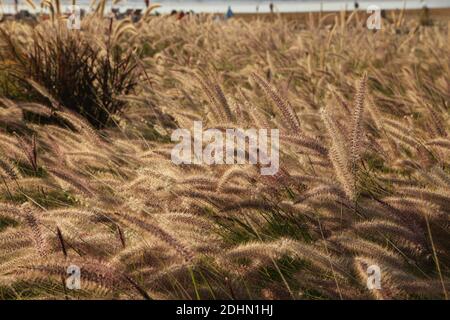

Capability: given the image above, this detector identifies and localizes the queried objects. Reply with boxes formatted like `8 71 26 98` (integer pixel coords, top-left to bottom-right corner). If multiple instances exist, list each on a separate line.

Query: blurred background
1 0 450 14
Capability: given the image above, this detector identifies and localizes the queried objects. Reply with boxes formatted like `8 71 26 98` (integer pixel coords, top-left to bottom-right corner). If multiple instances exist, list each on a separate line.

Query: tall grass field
0 1 448 300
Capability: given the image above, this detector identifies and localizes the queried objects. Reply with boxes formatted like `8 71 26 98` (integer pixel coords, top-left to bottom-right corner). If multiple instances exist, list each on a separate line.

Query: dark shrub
0 19 138 129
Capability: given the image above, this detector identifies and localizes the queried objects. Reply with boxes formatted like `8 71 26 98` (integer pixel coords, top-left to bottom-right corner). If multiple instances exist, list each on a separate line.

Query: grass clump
0 18 138 128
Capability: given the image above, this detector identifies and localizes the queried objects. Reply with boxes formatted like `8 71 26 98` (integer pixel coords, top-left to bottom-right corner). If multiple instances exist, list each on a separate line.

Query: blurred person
177 10 185 20
269 2 274 13
225 5 233 19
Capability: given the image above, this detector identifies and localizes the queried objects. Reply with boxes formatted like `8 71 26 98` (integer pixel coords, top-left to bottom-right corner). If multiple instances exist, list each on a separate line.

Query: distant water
2 0 450 14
